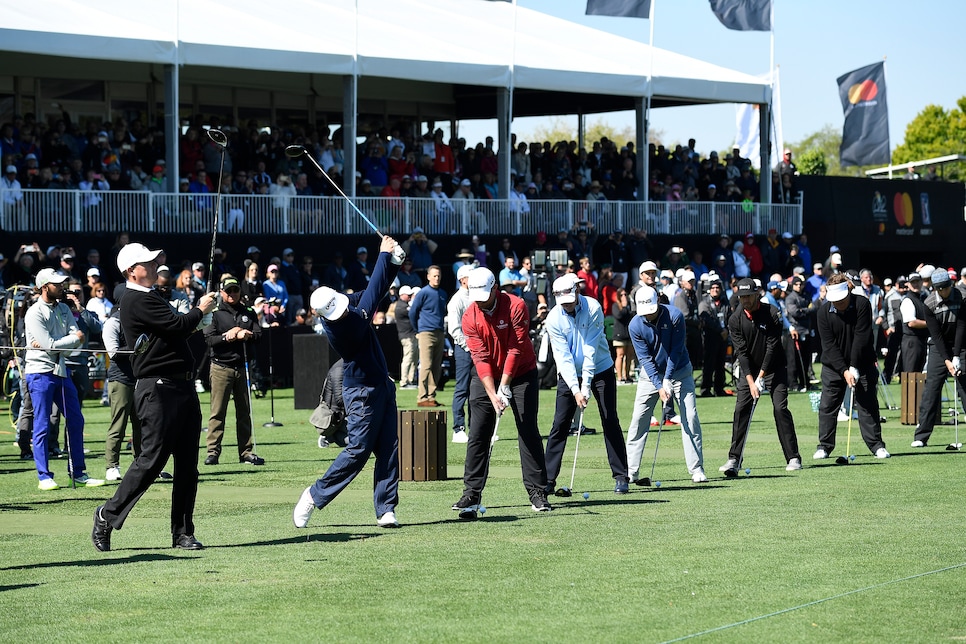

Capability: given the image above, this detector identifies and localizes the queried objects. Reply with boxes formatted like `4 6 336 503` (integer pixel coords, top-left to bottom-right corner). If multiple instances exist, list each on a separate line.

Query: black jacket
728 301 785 377
204 300 261 369
120 286 205 378
816 295 876 377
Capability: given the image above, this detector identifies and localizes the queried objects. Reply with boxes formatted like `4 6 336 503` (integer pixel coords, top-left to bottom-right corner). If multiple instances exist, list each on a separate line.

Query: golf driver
725 395 758 478
794 339 808 392
558 406 586 497
243 344 259 457
836 386 856 465
637 402 665 487
284 144 384 238
948 375 962 450
205 128 228 293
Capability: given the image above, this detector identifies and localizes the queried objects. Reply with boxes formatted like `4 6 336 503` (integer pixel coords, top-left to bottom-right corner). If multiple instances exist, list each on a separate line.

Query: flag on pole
586 0 651 19
709 0 771 31
837 61 890 167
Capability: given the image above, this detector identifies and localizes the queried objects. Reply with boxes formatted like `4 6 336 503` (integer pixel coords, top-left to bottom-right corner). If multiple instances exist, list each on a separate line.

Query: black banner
708 0 771 31
838 61 890 167
586 0 651 19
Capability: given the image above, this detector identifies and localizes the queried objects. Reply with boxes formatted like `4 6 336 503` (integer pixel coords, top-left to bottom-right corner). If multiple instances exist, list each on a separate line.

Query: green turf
1 379 965 642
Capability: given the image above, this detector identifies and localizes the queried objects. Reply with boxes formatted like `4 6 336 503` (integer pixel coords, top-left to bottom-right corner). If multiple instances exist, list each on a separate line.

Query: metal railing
0 189 802 237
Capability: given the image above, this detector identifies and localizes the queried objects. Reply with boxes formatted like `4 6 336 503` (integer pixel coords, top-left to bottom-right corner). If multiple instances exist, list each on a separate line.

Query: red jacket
743 241 764 275
433 142 455 175
462 292 536 382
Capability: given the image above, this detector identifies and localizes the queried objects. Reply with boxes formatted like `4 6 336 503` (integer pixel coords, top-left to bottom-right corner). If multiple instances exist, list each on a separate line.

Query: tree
893 97 966 181
519 116 663 149
788 124 877 177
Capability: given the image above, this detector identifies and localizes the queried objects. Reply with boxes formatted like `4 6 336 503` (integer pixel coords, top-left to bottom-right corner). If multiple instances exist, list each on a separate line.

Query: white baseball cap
35 268 69 288
310 286 350 321
467 267 496 302
680 270 696 283
552 274 578 304
87 267 100 277
116 243 162 273
635 285 659 315
399 285 413 296
826 281 850 302
920 264 936 279
639 260 658 275
456 264 474 281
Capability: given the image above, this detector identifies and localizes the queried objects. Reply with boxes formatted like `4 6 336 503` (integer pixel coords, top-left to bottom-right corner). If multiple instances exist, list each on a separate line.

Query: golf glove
662 379 674 395
497 384 512 408
848 367 860 381
391 245 406 265
580 385 591 401
754 376 765 392
953 357 961 371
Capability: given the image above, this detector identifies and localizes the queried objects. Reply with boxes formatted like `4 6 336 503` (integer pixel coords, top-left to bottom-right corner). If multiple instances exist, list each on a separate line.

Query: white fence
0 189 802 237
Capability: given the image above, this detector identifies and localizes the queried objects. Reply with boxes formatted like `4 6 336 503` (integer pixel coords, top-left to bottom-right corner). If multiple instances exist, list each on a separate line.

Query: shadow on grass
0 552 186 571
0 496 109 510
0 467 38 475
0 583 43 593
209 533 379 547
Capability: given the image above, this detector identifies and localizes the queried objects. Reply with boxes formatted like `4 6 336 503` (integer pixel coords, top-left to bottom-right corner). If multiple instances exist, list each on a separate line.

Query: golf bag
310 358 348 447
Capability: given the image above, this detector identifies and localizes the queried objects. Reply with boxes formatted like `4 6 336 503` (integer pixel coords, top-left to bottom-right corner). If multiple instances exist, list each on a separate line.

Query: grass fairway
1 380 965 642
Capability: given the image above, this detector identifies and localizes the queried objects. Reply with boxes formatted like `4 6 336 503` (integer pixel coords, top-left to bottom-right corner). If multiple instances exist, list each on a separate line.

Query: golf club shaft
738 395 759 469
0 345 134 354
845 384 855 457
487 412 501 470
955 374 959 447
569 406 585 491
286 145 383 238
648 399 665 482
244 344 258 454
794 339 808 390
206 128 228 293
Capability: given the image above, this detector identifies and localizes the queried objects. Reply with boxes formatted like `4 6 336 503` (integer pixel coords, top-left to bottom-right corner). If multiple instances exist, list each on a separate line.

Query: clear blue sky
460 0 966 157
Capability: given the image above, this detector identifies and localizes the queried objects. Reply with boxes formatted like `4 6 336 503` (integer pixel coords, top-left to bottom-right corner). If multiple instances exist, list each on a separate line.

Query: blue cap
767 280 780 290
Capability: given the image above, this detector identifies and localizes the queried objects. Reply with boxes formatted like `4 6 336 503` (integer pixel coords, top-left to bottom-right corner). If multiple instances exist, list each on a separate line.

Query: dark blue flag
586 0 651 19
709 0 771 31
838 61 890 167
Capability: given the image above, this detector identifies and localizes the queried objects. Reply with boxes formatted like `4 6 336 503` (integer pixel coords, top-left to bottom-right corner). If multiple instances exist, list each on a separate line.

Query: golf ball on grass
655 481 662 488
849 455 855 461
582 492 590 500
479 505 486 514
744 468 751 475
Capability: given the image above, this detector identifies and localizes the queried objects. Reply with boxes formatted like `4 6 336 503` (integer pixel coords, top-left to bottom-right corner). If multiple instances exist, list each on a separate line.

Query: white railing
0 189 802 237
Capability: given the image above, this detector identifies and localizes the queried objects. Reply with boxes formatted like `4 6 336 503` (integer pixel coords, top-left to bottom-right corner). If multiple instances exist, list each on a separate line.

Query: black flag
586 0 651 19
708 0 771 31
837 62 890 167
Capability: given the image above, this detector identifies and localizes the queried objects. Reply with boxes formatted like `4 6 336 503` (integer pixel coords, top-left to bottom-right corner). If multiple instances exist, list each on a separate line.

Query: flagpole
882 55 891 174
642 0 655 203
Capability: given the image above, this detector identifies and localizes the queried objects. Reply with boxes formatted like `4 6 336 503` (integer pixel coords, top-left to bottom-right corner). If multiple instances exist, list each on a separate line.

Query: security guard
203 275 264 466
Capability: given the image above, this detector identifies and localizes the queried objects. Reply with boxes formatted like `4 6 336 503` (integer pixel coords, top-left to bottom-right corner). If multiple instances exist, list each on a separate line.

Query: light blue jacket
629 304 691 389
545 295 613 394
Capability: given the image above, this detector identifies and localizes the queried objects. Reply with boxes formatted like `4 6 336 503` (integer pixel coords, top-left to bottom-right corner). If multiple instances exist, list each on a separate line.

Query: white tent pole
642 0 656 202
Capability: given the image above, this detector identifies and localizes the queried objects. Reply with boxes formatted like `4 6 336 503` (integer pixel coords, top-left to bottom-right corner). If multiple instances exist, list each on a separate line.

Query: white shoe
73 474 106 487
670 414 682 424
195 379 205 393
492 434 500 442
875 448 891 459
106 467 122 482
813 448 828 460
452 430 468 444
38 478 59 491
837 411 849 422
910 440 925 448
293 487 316 528
718 458 737 472
377 511 400 528
691 468 708 483
786 457 802 471
649 417 660 427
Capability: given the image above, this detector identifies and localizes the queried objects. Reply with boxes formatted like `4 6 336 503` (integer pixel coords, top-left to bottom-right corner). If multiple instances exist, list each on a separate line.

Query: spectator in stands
395 256 421 289
345 246 372 293
299 255 321 300
401 228 438 275
86 282 113 322
2 165 24 214
742 233 764 277
615 157 638 201
576 256 598 300
509 179 530 215
322 252 346 292
586 179 606 203
413 174 431 198
761 228 781 276
262 264 289 315
432 129 455 188
278 248 303 323
241 261 263 306
570 225 597 265
430 179 455 232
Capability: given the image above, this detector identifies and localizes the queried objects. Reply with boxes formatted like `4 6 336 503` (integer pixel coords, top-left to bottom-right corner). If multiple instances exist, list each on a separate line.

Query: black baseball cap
735 278 758 296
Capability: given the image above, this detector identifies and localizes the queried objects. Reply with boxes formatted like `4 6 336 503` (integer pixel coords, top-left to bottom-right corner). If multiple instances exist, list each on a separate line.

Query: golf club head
946 443 962 451
284 144 307 159
458 508 479 521
723 468 738 478
206 128 228 147
555 487 573 498
635 477 651 487
835 456 849 465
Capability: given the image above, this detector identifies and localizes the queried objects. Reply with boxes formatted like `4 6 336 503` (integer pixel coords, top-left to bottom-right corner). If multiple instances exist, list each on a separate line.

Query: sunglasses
224 286 241 293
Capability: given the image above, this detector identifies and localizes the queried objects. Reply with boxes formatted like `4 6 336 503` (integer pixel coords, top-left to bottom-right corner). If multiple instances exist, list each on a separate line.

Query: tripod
262 327 283 428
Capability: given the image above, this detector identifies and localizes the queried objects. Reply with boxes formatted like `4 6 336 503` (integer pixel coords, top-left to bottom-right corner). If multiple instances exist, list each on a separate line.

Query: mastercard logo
894 192 913 227
848 80 879 104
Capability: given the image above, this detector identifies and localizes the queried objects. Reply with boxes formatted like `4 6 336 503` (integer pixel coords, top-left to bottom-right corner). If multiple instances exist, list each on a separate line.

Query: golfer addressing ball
625 285 708 484
814 274 891 460
543 273 630 495
451 267 552 515
294 235 406 529
721 278 802 474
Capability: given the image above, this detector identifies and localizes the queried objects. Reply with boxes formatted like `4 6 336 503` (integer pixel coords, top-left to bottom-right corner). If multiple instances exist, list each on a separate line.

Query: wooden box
900 372 927 425
397 409 447 481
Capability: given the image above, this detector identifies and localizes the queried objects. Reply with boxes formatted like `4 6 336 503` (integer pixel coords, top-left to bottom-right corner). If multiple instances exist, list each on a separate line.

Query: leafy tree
520 116 663 149
788 124 876 177
796 149 827 175
893 97 966 181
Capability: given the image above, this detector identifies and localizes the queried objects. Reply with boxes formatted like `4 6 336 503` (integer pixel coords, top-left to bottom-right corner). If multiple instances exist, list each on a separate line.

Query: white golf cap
399 285 413 296
830 253 842 266
680 270 696 283
635 285 659 315
456 264 474 281
87 267 100 277
660 269 675 280
35 268 69 288
552 274 578 304
116 243 162 273
310 286 350 321
920 264 936 279
639 260 658 274
826 281 850 302
467 267 496 302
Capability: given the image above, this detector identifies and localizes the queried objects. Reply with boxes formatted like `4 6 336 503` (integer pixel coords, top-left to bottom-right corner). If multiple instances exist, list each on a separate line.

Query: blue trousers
451 345 472 429
309 380 399 518
27 372 86 480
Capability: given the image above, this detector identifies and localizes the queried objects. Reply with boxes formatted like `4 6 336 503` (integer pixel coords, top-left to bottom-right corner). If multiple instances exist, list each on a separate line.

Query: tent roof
0 0 770 119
